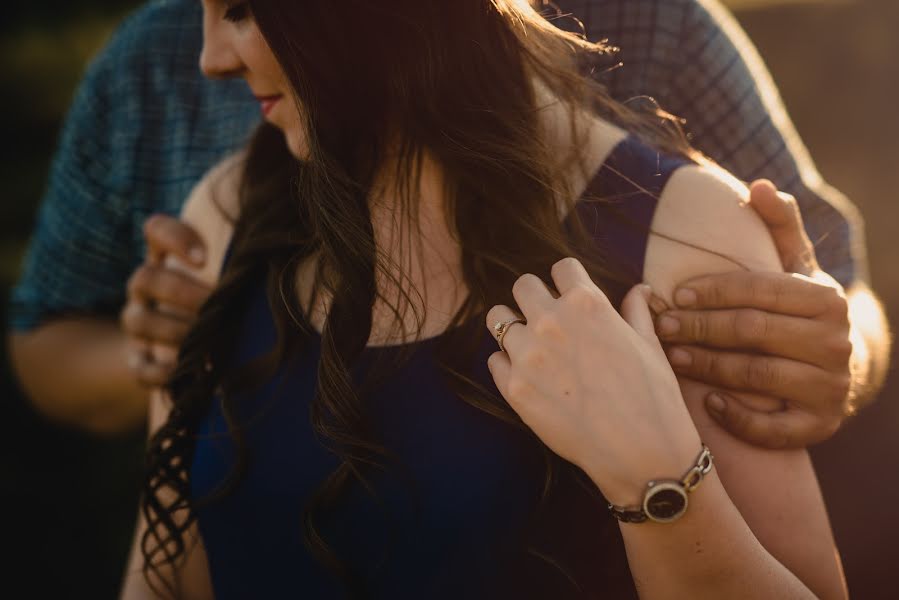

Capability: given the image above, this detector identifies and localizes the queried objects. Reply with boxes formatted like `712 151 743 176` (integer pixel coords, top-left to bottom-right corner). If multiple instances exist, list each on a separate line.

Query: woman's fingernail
674 288 697 307
707 393 726 413
657 315 680 336
668 347 692 367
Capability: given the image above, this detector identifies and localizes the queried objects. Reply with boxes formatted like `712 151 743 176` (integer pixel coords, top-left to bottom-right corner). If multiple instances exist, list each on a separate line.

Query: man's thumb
747 179 817 274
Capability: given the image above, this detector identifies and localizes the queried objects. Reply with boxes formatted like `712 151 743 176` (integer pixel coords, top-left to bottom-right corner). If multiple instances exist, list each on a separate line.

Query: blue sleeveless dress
191 135 690 599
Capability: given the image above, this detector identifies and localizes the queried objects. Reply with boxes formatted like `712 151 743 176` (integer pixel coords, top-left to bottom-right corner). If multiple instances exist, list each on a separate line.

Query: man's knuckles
120 301 146 333
732 309 769 344
121 303 191 344
825 334 853 367
127 263 209 308
743 355 783 391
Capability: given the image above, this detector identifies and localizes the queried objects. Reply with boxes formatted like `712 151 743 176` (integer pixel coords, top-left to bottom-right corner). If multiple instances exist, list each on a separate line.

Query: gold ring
493 317 526 352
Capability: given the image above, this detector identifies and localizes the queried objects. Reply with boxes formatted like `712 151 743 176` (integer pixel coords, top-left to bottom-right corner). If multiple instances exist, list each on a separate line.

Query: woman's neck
301 80 628 345
371 79 627 232
368 77 628 269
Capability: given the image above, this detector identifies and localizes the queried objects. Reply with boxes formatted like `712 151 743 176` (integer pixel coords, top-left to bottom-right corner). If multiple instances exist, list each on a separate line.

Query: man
9 0 889 445
6 0 890 595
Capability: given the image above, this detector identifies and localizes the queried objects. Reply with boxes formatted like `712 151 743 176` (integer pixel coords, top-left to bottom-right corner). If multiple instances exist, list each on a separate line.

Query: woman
122 0 846 598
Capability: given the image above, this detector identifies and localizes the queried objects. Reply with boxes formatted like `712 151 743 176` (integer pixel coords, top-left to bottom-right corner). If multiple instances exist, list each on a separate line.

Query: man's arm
7 27 147 433
11 220 222 438
8 213 212 434
663 0 865 286
6 0 253 434
9 321 148 433
653 182 891 447
566 0 889 445
668 0 891 411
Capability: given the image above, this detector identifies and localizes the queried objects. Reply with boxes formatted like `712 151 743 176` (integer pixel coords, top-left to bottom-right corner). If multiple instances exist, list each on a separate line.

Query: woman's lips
255 94 282 116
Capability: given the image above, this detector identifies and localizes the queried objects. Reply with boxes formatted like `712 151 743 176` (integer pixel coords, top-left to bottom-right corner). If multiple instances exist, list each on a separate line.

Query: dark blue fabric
191 135 689 599
574 133 690 287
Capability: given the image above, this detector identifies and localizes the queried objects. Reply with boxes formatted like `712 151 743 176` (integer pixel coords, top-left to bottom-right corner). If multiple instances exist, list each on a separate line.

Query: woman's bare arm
618 164 848 599
119 390 214 600
119 155 242 599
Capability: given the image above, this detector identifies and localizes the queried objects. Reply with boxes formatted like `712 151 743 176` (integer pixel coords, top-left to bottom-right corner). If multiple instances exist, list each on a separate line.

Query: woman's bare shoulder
181 151 245 228
643 163 783 306
177 152 246 285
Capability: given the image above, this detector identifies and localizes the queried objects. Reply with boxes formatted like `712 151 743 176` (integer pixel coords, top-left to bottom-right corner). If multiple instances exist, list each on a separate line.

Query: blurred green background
1 0 896 597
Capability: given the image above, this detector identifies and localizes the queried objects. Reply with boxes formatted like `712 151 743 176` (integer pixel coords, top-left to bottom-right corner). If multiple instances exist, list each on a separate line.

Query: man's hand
653 180 856 448
120 214 212 387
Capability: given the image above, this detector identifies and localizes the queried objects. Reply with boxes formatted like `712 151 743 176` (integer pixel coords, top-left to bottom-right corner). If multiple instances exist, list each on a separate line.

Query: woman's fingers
487 350 512 399
485 304 529 359
550 257 597 296
620 284 662 349
485 304 529 403
512 273 556 321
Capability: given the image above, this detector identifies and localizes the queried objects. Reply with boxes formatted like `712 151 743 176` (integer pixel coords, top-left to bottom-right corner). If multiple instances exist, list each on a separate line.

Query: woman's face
199 1 308 158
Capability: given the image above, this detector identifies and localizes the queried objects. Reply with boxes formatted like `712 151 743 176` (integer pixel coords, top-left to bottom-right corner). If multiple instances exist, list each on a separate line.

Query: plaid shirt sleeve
8 0 259 333
556 0 865 287
668 0 864 286
8 42 137 332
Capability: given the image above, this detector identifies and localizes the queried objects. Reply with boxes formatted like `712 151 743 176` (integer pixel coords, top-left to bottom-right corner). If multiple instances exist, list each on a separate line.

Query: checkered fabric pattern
8 0 260 331
557 0 863 285
8 0 862 332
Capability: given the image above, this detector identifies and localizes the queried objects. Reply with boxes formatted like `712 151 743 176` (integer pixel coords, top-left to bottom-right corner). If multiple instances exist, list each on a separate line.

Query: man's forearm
846 283 892 409
9 318 150 434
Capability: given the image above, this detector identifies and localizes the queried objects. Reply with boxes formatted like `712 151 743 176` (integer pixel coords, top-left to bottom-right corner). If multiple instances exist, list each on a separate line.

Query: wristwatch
608 444 713 524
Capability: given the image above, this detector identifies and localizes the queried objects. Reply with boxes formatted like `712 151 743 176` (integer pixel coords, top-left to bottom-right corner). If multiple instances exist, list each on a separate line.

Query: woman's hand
485 257 702 505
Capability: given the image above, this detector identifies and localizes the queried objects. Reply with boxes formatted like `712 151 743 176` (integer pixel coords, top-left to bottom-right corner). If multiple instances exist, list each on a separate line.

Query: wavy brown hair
141 0 697 596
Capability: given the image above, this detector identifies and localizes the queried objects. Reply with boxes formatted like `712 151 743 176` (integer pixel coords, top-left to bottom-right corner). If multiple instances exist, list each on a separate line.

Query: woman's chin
286 135 310 160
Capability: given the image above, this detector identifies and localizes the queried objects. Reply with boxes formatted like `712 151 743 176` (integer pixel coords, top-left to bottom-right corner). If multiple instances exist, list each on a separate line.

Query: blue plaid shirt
9 0 863 332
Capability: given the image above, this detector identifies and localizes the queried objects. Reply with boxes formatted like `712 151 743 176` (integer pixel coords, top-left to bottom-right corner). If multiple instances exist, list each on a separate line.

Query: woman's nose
199 24 243 79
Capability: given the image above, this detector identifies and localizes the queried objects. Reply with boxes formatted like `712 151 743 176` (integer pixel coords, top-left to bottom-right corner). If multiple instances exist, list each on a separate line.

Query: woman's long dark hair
141 1 697 595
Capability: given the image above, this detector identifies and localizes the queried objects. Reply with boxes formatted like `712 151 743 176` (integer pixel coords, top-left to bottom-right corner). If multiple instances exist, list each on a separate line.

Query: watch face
643 481 688 523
